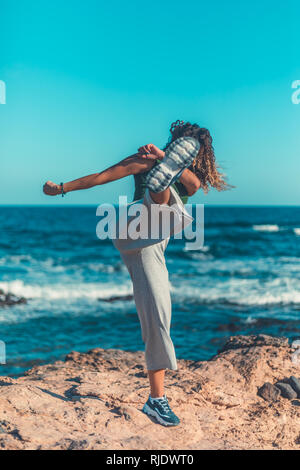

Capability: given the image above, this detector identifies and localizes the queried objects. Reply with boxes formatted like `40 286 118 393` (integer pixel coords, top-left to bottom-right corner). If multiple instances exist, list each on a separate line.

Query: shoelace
158 398 172 414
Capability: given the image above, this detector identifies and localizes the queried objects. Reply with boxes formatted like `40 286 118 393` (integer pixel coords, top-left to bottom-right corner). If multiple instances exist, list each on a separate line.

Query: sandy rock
219 335 289 352
257 383 281 402
289 377 300 397
275 383 298 400
0 335 300 450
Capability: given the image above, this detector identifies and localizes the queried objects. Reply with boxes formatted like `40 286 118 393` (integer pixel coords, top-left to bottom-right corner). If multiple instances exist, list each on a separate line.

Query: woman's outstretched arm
43 154 155 196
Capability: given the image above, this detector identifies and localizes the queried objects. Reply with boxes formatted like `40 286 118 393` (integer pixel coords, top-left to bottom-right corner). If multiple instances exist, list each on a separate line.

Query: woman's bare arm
43 144 201 197
43 154 155 196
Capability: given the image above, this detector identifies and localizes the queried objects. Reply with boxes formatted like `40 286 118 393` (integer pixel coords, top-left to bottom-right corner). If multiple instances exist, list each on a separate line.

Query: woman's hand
43 181 61 196
137 143 165 160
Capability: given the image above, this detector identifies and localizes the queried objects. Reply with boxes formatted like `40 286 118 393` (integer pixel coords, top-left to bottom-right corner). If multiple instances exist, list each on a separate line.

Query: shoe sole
142 403 180 427
146 137 200 193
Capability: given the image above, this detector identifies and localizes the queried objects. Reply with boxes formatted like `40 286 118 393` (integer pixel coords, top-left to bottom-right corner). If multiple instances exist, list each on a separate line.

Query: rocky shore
0 334 300 450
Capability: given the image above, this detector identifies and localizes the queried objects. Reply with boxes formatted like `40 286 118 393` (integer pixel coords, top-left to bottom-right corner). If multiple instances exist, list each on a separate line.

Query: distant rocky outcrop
0 335 300 450
98 295 134 302
0 289 26 307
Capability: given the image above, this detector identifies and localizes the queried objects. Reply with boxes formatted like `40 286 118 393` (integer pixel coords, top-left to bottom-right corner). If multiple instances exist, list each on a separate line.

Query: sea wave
170 276 300 306
170 256 300 278
2 266 300 309
0 279 133 301
0 254 125 274
252 225 280 232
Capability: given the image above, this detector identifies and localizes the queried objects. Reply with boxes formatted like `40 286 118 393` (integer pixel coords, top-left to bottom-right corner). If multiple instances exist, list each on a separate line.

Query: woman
43 120 230 427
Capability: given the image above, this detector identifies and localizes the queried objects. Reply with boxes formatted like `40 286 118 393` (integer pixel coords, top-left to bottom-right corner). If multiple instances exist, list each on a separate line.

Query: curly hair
163 120 232 193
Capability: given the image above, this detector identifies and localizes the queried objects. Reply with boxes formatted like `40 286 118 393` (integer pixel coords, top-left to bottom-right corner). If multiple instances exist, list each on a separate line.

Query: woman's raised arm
43 154 156 196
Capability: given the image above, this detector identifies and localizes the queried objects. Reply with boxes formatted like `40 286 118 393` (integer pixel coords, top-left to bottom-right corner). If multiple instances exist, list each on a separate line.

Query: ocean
1 205 300 376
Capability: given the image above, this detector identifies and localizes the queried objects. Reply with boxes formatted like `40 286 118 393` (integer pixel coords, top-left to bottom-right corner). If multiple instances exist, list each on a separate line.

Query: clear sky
1 0 299 205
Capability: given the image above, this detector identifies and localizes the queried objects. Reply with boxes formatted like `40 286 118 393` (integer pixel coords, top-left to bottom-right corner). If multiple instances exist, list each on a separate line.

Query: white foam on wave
0 279 133 301
180 255 300 278
170 275 300 306
0 255 65 273
184 245 210 253
0 254 34 266
186 252 214 261
252 224 280 232
0 254 124 274
293 228 300 236
87 262 126 273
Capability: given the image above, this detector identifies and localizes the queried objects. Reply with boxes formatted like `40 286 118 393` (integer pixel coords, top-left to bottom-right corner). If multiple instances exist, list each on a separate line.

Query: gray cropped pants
120 237 176 370
112 187 192 371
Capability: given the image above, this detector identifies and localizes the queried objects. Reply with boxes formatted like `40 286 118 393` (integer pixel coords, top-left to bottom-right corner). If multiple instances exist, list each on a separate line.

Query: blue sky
0 0 299 205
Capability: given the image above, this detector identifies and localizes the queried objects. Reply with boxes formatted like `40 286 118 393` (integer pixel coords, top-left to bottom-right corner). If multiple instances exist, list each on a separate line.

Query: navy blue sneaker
142 395 180 427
